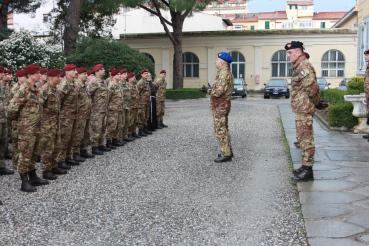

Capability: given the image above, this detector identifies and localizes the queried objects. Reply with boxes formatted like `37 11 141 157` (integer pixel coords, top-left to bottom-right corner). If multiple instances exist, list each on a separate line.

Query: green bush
0 28 12 41
166 88 206 100
67 37 154 76
328 103 357 129
320 89 347 104
347 77 364 92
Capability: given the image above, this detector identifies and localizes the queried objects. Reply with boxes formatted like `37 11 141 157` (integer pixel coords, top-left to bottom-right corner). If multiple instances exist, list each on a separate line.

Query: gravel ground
0 96 307 245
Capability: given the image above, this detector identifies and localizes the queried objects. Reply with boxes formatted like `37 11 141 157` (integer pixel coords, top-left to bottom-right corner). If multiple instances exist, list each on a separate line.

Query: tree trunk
0 3 8 30
63 0 83 55
171 13 184 89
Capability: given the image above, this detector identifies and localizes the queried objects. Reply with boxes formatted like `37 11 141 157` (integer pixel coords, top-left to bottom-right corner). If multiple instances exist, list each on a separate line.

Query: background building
120 29 357 90
357 0 369 74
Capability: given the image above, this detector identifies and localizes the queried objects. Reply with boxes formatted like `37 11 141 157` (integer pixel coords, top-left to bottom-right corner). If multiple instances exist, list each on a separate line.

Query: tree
122 0 218 89
0 0 42 29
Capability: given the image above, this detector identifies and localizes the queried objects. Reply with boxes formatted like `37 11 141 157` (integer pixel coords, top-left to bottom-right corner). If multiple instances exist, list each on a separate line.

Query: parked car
233 78 247 98
264 79 289 99
317 77 331 90
338 78 348 91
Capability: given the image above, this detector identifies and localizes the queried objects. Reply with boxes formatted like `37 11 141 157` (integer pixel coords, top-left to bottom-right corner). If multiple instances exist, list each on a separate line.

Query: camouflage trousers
80 118 91 150
106 111 120 141
137 106 145 129
71 118 87 154
55 117 75 162
90 113 106 147
117 110 125 140
11 120 19 169
38 119 58 171
122 109 130 138
17 130 39 174
157 100 165 123
211 99 233 157
295 113 315 166
0 123 5 168
129 108 138 133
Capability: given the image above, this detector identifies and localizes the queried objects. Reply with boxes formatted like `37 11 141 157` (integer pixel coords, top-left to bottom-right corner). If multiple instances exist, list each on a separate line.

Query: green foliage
320 89 347 104
347 77 364 92
328 103 357 129
166 88 206 100
66 37 154 75
0 28 12 41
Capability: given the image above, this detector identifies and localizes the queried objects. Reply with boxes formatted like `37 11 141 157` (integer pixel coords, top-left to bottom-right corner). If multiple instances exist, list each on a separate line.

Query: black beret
285 41 304 51
364 49 369 55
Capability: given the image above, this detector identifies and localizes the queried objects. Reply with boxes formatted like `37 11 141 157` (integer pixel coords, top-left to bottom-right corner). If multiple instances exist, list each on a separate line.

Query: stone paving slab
279 104 369 245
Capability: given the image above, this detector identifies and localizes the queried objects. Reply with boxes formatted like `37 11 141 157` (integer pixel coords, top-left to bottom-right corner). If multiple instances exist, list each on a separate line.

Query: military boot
162 122 168 128
52 167 67 175
293 141 300 148
0 167 14 175
99 145 111 152
106 140 116 150
157 122 163 129
66 157 79 166
363 134 369 139
214 154 232 163
28 169 49 186
293 166 305 175
138 129 147 137
80 149 94 159
132 131 141 138
92 146 104 155
0 200 2 205
127 134 135 141
73 153 86 162
144 128 152 135
20 173 36 192
293 166 314 182
58 161 71 170
112 139 125 147
42 171 57 180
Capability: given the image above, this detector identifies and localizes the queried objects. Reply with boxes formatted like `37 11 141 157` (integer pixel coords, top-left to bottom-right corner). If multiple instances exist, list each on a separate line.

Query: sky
248 0 357 12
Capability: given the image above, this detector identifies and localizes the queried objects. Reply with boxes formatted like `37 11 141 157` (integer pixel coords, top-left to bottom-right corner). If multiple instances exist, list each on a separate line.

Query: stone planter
344 93 369 133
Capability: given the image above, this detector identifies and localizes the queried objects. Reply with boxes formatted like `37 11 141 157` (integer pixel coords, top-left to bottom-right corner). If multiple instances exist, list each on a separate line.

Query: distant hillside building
203 0 249 16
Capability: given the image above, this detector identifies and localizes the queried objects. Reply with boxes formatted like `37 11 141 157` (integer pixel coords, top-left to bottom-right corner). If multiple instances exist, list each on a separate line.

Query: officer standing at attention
286 41 320 182
208 52 234 163
362 49 369 140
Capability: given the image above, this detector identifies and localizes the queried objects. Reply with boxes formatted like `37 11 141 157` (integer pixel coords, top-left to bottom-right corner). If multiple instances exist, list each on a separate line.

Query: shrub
328 103 357 129
166 88 206 100
347 77 364 92
320 89 347 104
67 37 154 76
0 30 65 70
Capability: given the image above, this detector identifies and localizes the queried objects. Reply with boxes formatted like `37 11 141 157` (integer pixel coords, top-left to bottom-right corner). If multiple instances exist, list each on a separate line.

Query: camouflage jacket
364 65 369 98
39 83 60 125
8 82 41 132
291 56 320 114
210 66 234 100
155 78 167 102
58 78 78 119
75 79 92 119
128 80 139 109
0 84 6 123
122 80 131 110
88 77 109 114
107 79 123 112
136 78 150 105
10 83 21 101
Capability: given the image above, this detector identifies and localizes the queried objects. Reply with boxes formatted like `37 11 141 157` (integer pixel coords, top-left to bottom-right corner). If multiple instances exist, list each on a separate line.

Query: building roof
258 11 287 20
313 12 347 20
287 0 314 6
332 7 357 28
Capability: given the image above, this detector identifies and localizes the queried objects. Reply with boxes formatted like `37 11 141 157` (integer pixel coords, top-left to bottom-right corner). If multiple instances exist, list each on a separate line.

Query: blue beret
218 52 232 63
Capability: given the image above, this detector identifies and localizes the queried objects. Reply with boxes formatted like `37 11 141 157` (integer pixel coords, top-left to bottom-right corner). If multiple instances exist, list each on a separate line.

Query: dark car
232 78 247 98
264 79 289 99
317 77 331 90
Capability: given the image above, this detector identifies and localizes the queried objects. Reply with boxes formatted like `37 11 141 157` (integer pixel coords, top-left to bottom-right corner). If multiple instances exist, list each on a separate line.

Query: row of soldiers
0 63 168 196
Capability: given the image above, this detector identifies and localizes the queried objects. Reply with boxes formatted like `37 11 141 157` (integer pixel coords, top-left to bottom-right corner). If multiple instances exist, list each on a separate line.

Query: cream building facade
121 29 357 90
357 0 369 74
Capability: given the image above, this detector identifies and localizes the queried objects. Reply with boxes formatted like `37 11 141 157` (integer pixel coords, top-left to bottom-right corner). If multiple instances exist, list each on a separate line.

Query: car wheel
264 95 269 99
285 95 290 99
242 95 246 98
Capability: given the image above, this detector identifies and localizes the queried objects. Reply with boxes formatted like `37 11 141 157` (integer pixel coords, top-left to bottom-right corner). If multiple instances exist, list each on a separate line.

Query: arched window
143 53 155 64
230 51 245 79
321 50 345 77
183 52 199 78
271 50 292 77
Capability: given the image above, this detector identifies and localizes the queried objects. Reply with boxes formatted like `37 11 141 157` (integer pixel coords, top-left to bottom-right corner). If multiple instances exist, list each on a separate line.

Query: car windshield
268 80 286 87
317 78 327 85
234 79 243 85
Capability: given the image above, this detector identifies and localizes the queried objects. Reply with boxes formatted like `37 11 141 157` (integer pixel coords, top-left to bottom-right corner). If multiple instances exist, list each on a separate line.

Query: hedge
328 103 357 129
166 88 206 100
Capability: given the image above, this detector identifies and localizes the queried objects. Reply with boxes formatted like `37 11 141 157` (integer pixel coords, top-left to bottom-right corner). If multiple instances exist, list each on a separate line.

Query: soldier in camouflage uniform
155 70 168 129
121 69 135 142
208 52 234 163
55 64 79 169
128 72 140 138
38 69 67 180
8 64 49 192
363 50 369 140
286 41 320 182
71 67 93 161
0 67 14 176
137 69 152 136
88 64 110 155
106 68 124 148
3 69 13 160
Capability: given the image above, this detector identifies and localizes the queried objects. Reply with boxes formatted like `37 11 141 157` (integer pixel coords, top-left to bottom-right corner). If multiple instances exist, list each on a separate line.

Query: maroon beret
160 69 166 74
87 70 93 76
64 64 77 71
119 68 128 74
0 66 4 73
16 69 27 78
4 69 13 75
40 68 48 75
92 64 104 73
127 72 136 79
140 69 149 75
76 67 87 74
110 68 120 77
25 64 41 75
47 69 61 77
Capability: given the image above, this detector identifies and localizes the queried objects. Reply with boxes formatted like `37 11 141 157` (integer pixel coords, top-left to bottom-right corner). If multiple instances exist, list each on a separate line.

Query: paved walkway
280 104 369 246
